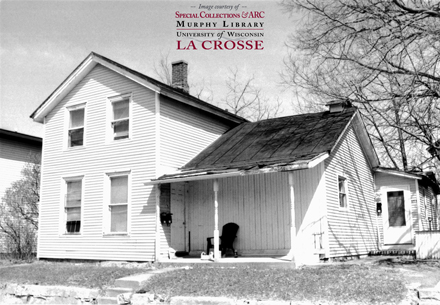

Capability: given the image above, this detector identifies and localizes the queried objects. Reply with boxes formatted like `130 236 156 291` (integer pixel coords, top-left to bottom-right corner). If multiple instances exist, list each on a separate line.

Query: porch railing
415 230 440 259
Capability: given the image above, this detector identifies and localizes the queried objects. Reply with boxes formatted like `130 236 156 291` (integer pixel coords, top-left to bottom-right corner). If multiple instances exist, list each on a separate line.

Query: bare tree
0 154 40 259
223 67 283 121
281 0 440 173
153 52 214 103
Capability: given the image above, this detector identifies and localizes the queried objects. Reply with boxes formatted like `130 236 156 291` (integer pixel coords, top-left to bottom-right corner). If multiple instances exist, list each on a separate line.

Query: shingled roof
181 107 357 172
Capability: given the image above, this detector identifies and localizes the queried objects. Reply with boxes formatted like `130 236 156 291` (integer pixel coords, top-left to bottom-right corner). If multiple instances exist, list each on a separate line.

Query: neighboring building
31 52 439 265
0 129 42 252
374 168 440 248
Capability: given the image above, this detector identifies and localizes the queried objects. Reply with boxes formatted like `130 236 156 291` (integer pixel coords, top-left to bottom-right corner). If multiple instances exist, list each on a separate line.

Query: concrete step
97 296 118 304
106 287 134 298
418 301 440 305
114 273 155 290
419 288 440 302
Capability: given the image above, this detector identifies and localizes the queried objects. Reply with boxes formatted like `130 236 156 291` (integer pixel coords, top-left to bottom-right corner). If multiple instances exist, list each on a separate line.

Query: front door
382 186 412 245
170 183 186 251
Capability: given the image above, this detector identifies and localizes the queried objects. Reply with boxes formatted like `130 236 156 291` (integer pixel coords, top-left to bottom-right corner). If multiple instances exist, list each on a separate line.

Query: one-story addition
31 52 439 265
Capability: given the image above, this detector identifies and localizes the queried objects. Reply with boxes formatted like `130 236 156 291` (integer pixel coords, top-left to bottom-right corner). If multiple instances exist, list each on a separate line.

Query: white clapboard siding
325 126 377 258
375 172 418 244
181 167 325 257
38 64 157 261
159 96 231 172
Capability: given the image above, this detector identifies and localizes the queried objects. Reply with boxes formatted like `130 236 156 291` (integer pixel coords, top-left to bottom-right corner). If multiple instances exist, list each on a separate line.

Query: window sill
108 138 131 144
61 233 81 236
64 146 86 152
103 233 129 237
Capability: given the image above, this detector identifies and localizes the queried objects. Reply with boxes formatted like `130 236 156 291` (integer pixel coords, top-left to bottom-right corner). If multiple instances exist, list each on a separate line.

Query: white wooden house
31 53 439 264
30 52 245 261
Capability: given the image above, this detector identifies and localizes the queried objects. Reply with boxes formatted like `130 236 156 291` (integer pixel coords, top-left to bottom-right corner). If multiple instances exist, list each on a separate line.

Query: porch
150 164 328 265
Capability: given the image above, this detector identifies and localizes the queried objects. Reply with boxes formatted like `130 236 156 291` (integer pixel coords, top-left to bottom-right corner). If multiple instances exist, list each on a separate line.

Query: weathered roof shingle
182 107 357 172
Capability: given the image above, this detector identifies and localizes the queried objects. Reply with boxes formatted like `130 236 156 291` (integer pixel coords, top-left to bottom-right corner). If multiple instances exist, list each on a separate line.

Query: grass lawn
139 264 407 304
0 260 150 291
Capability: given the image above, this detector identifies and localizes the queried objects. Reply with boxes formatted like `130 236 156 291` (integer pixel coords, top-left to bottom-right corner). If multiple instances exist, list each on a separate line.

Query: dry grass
0 260 150 291
139 263 407 304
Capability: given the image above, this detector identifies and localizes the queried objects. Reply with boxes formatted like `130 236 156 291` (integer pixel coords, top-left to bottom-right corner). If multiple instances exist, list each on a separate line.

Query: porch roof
146 107 359 185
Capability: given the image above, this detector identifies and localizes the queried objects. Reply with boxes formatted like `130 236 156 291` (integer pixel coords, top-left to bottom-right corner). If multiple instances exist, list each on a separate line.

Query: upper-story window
338 176 348 208
111 96 130 141
68 105 85 147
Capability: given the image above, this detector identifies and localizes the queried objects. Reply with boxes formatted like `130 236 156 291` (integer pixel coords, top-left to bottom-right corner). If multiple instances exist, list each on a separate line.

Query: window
65 178 82 233
387 191 406 226
111 98 130 140
108 174 129 233
68 107 85 147
338 176 348 208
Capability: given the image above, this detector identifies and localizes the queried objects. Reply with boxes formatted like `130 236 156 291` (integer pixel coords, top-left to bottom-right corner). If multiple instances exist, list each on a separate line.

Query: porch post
155 184 161 261
213 179 220 261
288 173 296 259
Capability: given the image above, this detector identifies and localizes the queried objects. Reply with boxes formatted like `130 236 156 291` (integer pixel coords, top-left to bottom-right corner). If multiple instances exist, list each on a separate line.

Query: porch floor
158 256 297 267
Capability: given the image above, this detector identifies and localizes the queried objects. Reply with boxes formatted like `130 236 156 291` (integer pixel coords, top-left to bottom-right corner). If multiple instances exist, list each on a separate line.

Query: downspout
416 180 422 232
288 172 296 262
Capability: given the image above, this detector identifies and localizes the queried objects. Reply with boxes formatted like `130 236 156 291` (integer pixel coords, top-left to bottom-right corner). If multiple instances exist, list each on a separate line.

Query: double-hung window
110 96 130 141
338 176 348 208
64 178 83 234
107 173 129 233
68 105 85 147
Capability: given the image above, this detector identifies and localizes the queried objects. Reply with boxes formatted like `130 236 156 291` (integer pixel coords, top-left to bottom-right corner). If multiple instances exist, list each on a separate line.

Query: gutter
144 152 329 186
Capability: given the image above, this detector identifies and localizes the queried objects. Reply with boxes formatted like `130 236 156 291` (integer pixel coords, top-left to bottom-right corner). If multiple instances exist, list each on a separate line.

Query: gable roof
30 52 246 125
146 106 379 184
374 167 440 194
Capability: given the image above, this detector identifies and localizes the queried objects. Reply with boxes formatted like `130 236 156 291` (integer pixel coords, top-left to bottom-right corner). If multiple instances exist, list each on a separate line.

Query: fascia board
374 168 422 180
32 56 96 123
144 153 329 185
330 110 379 168
352 112 380 168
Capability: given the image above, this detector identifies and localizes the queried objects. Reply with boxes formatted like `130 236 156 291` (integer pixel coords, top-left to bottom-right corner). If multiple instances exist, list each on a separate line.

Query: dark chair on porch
207 222 239 257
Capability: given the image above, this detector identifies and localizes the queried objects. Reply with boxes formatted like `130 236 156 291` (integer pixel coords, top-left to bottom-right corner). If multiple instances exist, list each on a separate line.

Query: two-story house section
31 52 246 261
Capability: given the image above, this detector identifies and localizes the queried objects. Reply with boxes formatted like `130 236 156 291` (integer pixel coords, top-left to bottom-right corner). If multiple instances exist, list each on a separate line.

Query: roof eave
144 152 329 185
31 52 246 125
31 54 96 123
374 168 423 180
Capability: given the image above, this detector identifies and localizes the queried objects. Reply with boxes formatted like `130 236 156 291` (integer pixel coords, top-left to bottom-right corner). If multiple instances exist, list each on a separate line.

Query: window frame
103 171 131 235
338 175 349 209
66 103 86 149
61 175 84 235
107 93 132 142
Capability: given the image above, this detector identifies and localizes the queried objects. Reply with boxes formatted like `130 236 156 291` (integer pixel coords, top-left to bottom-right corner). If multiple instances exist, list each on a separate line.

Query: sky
0 0 299 138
